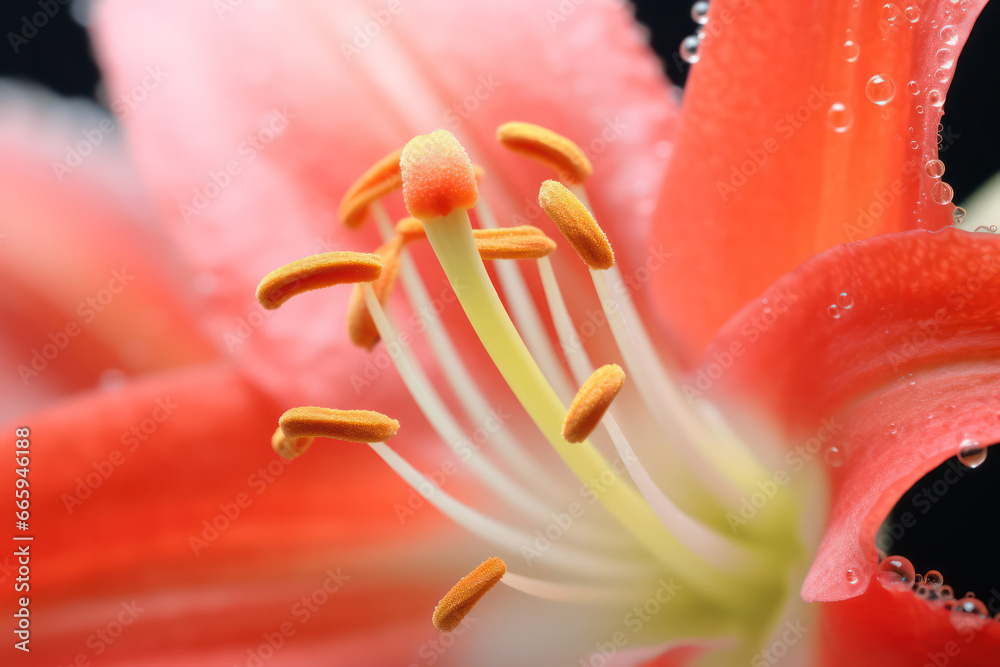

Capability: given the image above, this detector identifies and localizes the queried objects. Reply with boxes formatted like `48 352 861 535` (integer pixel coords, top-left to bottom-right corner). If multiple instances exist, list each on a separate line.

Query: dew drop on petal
909 140 919 150
936 48 954 68
958 439 988 468
680 34 701 63
915 105 924 114
846 569 860 585
941 24 959 44
877 555 916 590
843 40 860 62
928 89 945 107
924 570 944 590
837 291 854 309
824 446 845 467
882 3 900 20
827 304 841 319
904 5 920 21
925 159 945 178
691 0 710 24
907 80 920 95
931 181 954 204
866 74 896 105
953 206 967 224
940 585 955 599
827 102 854 132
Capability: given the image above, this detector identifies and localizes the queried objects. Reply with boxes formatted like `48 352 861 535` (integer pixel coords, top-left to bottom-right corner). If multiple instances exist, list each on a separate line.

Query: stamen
562 365 625 444
496 121 593 183
394 218 557 260
346 238 404 349
271 426 312 460
433 557 507 632
279 406 399 443
500 571 645 603
400 130 478 219
538 180 614 270
256 252 382 310
338 148 403 228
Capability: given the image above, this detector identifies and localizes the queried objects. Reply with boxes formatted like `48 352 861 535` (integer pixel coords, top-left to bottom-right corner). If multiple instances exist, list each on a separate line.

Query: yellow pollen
270 426 313 460
432 557 507 632
347 238 404 349
338 148 404 228
400 130 478 219
474 225 556 260
496 121 593 183
538 180 615 270
561 364 625 443
279 407 400 443
256 251 382 310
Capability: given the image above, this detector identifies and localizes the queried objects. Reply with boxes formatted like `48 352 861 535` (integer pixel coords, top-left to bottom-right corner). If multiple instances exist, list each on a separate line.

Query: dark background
1 0 998 604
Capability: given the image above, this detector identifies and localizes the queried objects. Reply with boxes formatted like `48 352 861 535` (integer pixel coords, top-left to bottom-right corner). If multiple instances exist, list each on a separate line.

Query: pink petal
650 0 989 360
699 228 1000 601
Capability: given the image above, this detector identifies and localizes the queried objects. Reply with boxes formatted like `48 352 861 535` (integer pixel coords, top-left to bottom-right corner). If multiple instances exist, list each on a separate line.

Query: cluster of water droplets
873 555 1000 626
826 291 855 319
679 0 710 64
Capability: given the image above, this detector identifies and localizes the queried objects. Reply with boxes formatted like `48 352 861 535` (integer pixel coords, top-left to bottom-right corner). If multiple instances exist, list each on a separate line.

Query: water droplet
925 570 944 589
935 68 951 83
843 40 860 62
925 159 945 178
909 140 919 150
928 89 945 107
837 292 854 309
936 48 954 69
931 181 954 204
941 24 959 45
691 0 710 24
826 102 854 133
827 304 841 319
904 5 920 21
958 440 988 468
680 34 701 64
906 80 920 95
878 555 916 590
890 423 898 434
882 3 900 21
961 0 970 11
940 585 955 599
824 446 845 467
915 105 924 114
866 74 896 105
953 206 967 224
846 569 860 585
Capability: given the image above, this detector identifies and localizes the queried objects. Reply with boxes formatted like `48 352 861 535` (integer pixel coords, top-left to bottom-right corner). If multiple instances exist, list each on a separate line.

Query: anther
338 148 404 228
395 217 427 244
257 251 382 310
400 130 478 219
271 426 313 460
538 180 614 270
432 557 507 632
347 238 404 349
562 364 625 443
475 226 556 260
279 407 400 443
497 122 593 183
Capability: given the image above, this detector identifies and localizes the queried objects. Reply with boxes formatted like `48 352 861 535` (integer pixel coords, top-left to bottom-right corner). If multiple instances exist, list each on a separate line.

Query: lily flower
7 0 1000 664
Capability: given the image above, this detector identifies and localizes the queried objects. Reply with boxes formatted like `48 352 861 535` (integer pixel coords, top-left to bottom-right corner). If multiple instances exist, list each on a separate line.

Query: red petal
0 84 215 414
90 0 677 399
701 228 1000 600
820 582 1000 666
650 0 989 360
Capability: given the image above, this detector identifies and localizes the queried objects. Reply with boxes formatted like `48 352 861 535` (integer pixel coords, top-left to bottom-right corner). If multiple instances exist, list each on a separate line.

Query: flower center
258 123 813 656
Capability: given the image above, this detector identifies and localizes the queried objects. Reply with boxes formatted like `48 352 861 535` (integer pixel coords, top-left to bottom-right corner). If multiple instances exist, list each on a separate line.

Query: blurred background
2 0 999 627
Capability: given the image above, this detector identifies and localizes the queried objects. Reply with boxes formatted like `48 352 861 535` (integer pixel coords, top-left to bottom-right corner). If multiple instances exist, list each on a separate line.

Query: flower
6 0 1000 664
